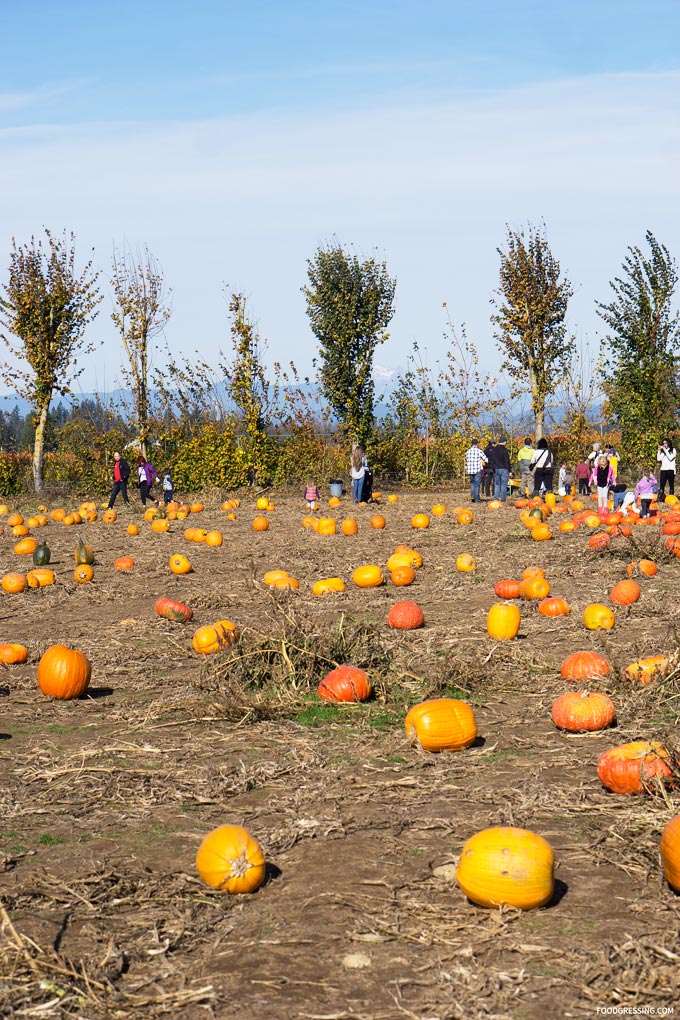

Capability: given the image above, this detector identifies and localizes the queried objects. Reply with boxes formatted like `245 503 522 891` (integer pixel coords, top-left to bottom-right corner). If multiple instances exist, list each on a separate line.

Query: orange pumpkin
252 515 270 532
37 644 91 700
341 517 358 536
26 568 55 588
196 824 265 893
583 603 615 630
370 514 386 529
493 579 521 598
114 557 135 571
390 565 416 586
411 513 430 529
623 655 670 685
312 577 346 596
7 513 23 527
151 518 170 533
155 597 193 623
550 690 616 732
518 576 550 600
127 524 140 536
1 572 27 594
73 564 94 583
456 826 554 910
352 565 384 588
0 643 28 664
455 554 476 573
456 509 474 525
486 602 521 640
609 579 641 606
191 620 239 654
14 536 38 556
405 698 477 752
660 816 680 893
103 509 117 524
626 559 657 577
169 553 192 574
560 651 612 683
598 741 674 794
387 600 425 630
317 517 337 536
205 530 223 547
318 665 372 702
537 597 570 617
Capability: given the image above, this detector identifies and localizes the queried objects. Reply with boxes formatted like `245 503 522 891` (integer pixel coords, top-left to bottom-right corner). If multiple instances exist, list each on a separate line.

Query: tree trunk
534 406 545 442
528 362 544 441
32 400 50 494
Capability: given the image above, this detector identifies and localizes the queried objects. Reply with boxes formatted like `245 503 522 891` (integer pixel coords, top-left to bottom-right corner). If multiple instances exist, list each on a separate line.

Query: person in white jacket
657 438 677 498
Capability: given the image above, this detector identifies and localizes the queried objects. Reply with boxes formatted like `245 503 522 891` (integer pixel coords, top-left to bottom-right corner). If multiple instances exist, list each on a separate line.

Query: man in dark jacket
482 440 496 498
489 436 512 502
108 451 131 508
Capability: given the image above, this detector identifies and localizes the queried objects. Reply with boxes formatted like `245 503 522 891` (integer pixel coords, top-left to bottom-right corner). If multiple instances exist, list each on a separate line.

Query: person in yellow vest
516 437 535 497
606 446 620 480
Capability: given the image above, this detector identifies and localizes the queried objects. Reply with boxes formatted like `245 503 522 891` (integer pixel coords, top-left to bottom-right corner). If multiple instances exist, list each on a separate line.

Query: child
162 468 174 505
575 458 591 496
590 454 614 511
558 463 573 496
634 468 658 518
304 477 320 510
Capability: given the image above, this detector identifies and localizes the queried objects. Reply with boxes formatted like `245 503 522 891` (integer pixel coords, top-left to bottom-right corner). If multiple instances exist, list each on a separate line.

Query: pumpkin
531 523 553 541
151 518 170 533
598 740 674 795
0 643 28 664
518 576 550 600
318 665 372 702
192 620 239 654
521 566 544 579
626 559 657 577
190 502 205 514
317 517 337 536
74 564 94 583
341 517 358 536
393 546 423 568
390 565 416 587
37 644 91 700
103 509 117 524
127 524 140 536
328 496 341 509
114 557 135 571
352 565 384 588
560 651 612 683
486 602 521 640
50 508 65 522
387 494 398 503
623 655 670 685
205 530 223 547
583 603 615 630
26 568 55 588
263 570 291 586
431 503 447 516
487 499 504 510
75 538 95 565
387 600 425 630
7 513 23 527
196 824 266 893
559 520 577 532
370 514 386 529
14 536 38 556
269 575 299 590
12 524 29 537
32 541 51 566
537 597 570 617
169 554 192 575
253 515 269 532
405 698 477 752
155 597 193 623
456 509 474 525
312 577 346 596
660 816 680 893
387 552 420 572
256 497 269 510
455 554 476 573
145 507 159 521
609 579 641 606
550 690 616 732
1 572 27 594
494 579 521 598
456 827 554 910
411 513 430 529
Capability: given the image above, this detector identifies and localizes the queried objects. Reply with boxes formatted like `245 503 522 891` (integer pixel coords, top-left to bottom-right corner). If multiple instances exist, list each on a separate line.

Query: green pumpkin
74 536 95 565
33 541 51 566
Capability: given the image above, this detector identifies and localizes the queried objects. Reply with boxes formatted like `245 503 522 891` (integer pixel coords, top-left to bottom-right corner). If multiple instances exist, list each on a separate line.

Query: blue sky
1 0 679 399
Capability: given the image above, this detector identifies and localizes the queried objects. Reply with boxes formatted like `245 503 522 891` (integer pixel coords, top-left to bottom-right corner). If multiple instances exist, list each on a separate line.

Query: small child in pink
634 469 658 518
304 478 320 510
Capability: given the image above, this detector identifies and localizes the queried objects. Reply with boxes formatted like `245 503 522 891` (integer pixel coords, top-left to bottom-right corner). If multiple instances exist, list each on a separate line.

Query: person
587 442 602 464
489 436 511 503
350 447 366 505
635 468 658 518
575 458 591 496
657 438 677 498
590 454 614 511
107 451 131 508
137 454 159 508
162 468 175 505
464 439 488 503
516 437 534 497
558 463 573 497
359 447 373 503
611 481 629 511
482 439 496 498
530 438 554 496
606 446 620 480
304 477 320 510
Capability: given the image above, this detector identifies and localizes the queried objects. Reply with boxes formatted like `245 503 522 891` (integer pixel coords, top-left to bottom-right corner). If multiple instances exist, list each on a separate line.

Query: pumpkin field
1 488 680 1020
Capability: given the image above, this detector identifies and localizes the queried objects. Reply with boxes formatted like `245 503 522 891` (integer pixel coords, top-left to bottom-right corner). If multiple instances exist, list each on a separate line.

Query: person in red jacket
107 452 131 508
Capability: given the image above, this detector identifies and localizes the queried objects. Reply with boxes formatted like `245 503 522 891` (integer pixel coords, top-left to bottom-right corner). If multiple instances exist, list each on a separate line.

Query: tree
491 224 573 440
0 229 101 493
223 293 272 484
596 230 680 463
111 245 171 456
303 242 396 444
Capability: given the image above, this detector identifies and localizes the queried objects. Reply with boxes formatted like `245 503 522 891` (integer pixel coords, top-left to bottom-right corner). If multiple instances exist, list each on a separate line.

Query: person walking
575 458 591 496
530 438 554 496
490 436 512 503
350 447 366 505
590 454 614 511
635 468 659 518
162 468 175 505
137 454 159 508
304 477 320 510
657 438 677 498
482 439 496 498
464 439 488 503
516 437 534 497
107 451 131 509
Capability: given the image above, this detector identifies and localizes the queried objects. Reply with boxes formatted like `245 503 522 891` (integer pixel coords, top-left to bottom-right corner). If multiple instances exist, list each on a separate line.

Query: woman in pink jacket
590 455 614 511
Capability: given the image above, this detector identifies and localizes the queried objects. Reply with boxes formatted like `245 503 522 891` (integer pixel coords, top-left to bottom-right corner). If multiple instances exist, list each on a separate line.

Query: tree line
0 226 678 494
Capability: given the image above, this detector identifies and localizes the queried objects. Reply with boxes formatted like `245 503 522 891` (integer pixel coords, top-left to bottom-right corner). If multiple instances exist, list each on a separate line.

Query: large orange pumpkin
405 698 477 752
486 602 521 640
169 554 192 575
560 651 612 683
609 579 641 606
1 572 27 594
456 827 554 910
192 620 239 654
598 741 674 795
387 600 425 630
155 597 193 623
37 644 91 700
583 603 615 630
660 816 680 893
196 824 265 893
318 665 371 702
550 690 616 732
341 517 358 536
0 643 28 664
411 513 430 529
252 515 269 532
352 565 384 588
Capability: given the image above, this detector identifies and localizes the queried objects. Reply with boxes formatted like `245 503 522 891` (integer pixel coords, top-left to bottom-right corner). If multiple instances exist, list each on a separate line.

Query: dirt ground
1 486 679 1020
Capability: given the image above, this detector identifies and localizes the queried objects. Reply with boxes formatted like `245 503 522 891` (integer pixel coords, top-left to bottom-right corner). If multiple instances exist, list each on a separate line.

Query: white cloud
0 70 678 392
